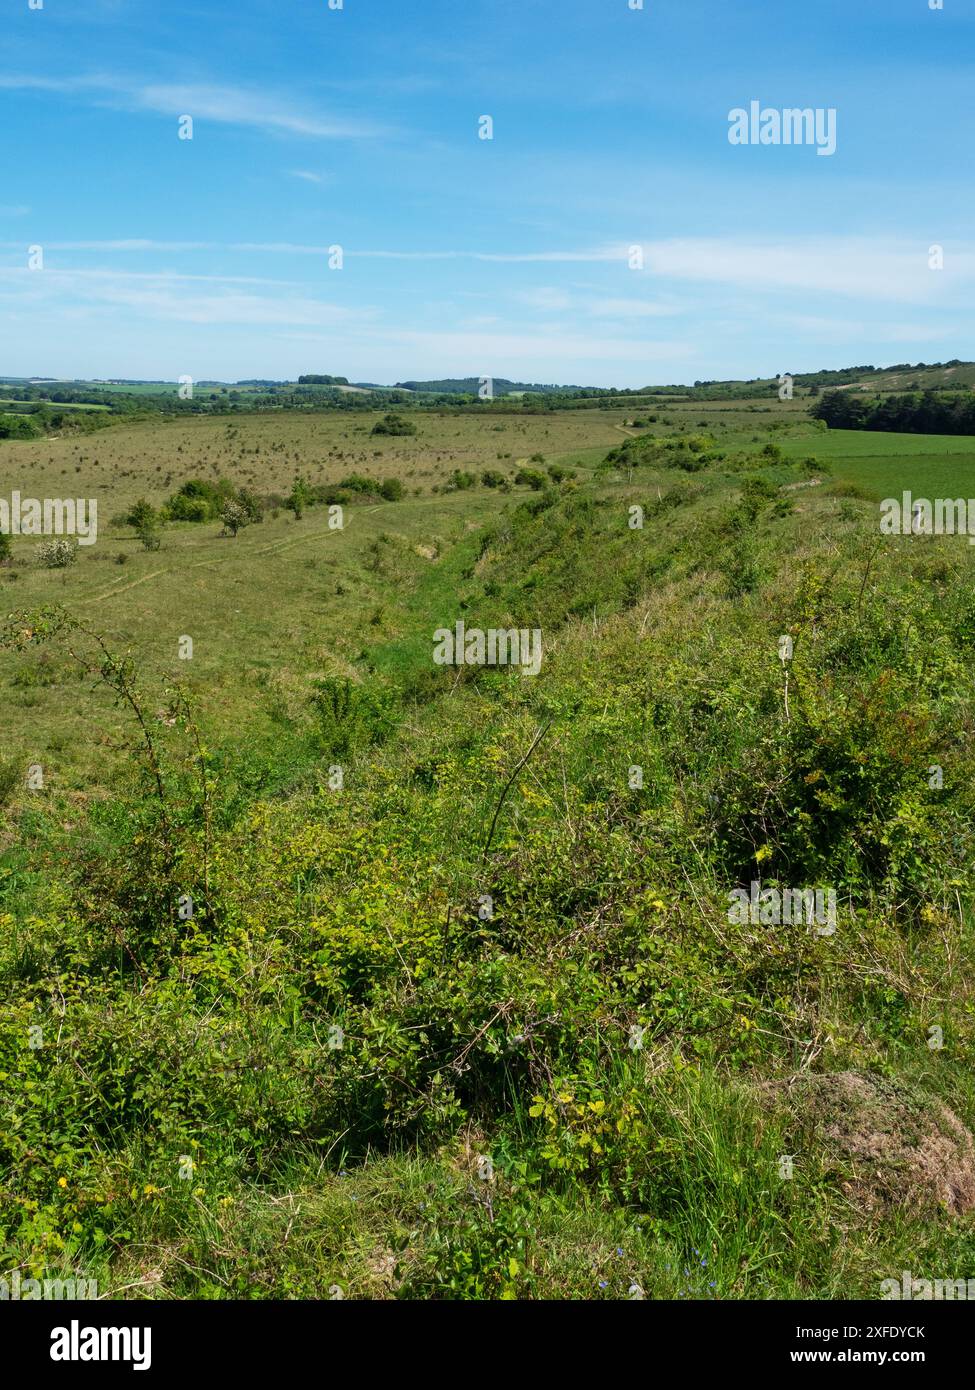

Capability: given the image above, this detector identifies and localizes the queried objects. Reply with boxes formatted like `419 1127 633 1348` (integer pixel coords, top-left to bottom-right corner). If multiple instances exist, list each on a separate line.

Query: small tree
127 499 158 531
37 539 77 568
288 473 309 519
446 470 475 492
0 531 11 565
220 501 248 537
235 488 264 525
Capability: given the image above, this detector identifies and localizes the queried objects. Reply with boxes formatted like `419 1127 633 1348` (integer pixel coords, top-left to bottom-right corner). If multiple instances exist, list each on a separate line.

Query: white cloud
0 267 293 286
587 298 680 319
0 267 364 327
0 240 219 252
774 313 952 344
0 73 388 140
516 287 573 311
361 327 693 367
135 82 384 139
619 238 975 303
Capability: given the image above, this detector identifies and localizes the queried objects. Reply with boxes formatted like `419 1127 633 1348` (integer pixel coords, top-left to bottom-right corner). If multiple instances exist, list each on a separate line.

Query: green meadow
1 400 974 1300
781 425 975 499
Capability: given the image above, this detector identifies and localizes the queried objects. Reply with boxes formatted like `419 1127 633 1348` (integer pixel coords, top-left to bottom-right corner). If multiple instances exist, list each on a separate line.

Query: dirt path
80 512 373 604
82 569 168 604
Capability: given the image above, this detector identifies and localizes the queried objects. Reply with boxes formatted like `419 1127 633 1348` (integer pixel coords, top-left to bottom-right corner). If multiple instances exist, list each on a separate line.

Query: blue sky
1 0 972 386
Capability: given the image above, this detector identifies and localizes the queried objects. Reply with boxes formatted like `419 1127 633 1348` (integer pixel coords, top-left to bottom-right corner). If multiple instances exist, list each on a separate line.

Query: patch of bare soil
759 1071 975 1215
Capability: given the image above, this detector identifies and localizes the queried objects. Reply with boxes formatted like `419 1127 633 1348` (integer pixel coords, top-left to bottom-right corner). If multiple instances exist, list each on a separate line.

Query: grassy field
0 409 625 804
780 425 975 498
1 401 974 1300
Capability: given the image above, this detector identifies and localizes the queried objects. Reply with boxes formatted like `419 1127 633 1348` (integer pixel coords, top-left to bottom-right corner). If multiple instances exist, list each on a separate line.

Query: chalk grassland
0 401 830 802
1 401 973 821
0 406 626 515
835 362 975 392
1 400 974 1300
0 410 625 801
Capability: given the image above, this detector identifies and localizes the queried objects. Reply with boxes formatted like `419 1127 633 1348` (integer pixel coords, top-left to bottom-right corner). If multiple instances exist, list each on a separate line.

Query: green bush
371 413 417 437
166 495 211 523
165 478 234 522
514 468 546 490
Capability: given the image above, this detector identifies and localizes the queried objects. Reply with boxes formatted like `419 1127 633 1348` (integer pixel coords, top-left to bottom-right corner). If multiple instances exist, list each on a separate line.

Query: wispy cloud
0 267 296 287
586 298 681 319
515 287 573 311
0 73 389 140
4 235 972 310
771 313 952 344
289 170 330 185
0 267 361 328
294 326 694 369
0 240 219 252
352 249 619 264
620 238 975 303
135 83 385 139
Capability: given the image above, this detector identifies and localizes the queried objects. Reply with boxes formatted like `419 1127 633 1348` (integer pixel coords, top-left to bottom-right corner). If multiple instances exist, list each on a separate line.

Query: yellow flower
57 1177 68 1189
